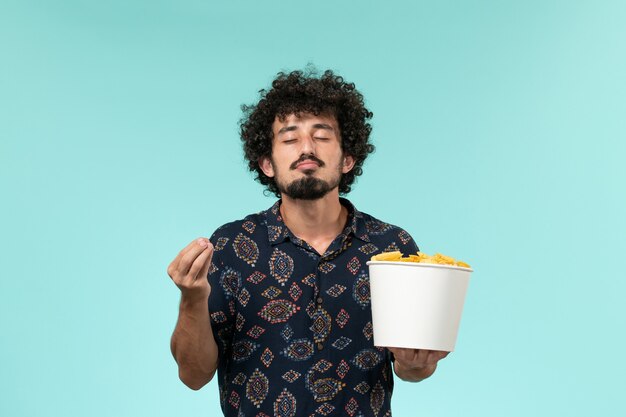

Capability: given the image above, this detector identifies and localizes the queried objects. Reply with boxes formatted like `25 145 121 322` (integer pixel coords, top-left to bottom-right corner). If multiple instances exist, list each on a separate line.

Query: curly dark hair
239 67 375 197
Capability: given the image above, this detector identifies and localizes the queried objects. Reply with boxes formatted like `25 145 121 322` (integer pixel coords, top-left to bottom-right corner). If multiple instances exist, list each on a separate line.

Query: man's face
259 112 355 200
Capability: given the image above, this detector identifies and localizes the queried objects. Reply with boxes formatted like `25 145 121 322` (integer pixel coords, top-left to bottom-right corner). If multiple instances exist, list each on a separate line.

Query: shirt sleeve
207 231 237 364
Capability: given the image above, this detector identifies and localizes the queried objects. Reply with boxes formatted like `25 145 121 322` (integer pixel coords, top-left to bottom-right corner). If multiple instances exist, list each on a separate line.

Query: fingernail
197 238 207 247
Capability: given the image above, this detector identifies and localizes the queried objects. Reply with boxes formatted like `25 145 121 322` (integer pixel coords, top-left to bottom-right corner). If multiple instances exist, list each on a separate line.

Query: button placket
314 258 329 354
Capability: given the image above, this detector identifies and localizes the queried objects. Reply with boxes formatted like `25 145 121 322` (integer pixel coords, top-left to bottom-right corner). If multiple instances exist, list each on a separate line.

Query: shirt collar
264 197 371 245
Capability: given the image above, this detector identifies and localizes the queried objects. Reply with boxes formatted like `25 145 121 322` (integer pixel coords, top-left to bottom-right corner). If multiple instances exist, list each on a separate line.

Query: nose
299 134 315 155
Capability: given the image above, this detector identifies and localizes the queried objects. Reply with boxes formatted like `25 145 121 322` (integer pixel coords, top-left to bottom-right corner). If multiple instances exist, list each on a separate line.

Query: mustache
290 154 325 170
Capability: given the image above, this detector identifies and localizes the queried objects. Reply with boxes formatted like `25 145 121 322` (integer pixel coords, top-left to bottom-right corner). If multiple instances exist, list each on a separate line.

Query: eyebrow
277 123 335 135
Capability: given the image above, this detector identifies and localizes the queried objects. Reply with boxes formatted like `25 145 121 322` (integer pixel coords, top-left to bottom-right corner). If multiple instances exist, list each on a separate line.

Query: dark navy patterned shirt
207 198 418 417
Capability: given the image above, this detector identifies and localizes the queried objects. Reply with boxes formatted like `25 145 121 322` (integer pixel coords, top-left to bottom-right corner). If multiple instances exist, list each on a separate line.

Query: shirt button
317 342 324 350
316 297 323 304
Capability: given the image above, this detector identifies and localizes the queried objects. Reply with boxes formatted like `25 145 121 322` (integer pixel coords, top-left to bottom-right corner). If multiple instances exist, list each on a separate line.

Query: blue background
1 1 625 416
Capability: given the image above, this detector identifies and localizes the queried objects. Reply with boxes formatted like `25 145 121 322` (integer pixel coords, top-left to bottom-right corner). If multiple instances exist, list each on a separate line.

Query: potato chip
370 250 470 268
371 251 403 261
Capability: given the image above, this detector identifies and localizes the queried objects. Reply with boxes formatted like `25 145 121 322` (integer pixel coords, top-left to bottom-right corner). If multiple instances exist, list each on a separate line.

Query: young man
167 69 449 416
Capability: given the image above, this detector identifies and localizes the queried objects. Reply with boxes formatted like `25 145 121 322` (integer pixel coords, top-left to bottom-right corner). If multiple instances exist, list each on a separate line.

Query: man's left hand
386 347 450 382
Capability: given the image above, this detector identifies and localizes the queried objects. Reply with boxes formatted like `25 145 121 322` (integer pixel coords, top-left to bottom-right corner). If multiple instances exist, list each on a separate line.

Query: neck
279 190 348 248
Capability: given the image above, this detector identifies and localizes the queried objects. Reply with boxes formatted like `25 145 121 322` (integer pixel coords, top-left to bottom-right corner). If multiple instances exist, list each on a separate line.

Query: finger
432 350 449 360
168 238 210 277
398 348 417 363
388 347 409 362
386 347 403 356
188 243 214 281
426 350 449 365
177 238 212 277
415 349 430 366
197 245 214 283
386 347 399 362
394 348 421 366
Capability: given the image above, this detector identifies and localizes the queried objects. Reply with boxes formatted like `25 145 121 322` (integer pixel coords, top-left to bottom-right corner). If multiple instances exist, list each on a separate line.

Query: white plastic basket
366 261 472 351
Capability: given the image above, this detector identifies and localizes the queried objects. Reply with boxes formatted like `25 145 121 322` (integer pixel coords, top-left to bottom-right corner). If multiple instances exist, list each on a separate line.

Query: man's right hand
167 238 214 304
168 237 219 389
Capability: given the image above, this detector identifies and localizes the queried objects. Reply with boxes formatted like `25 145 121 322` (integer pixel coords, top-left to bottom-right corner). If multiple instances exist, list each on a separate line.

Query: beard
279 175 340 200
274 156 343 200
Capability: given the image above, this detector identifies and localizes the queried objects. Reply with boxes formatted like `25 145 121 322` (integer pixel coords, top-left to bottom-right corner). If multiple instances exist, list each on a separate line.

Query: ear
342 155 356 173
258 156 275 178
